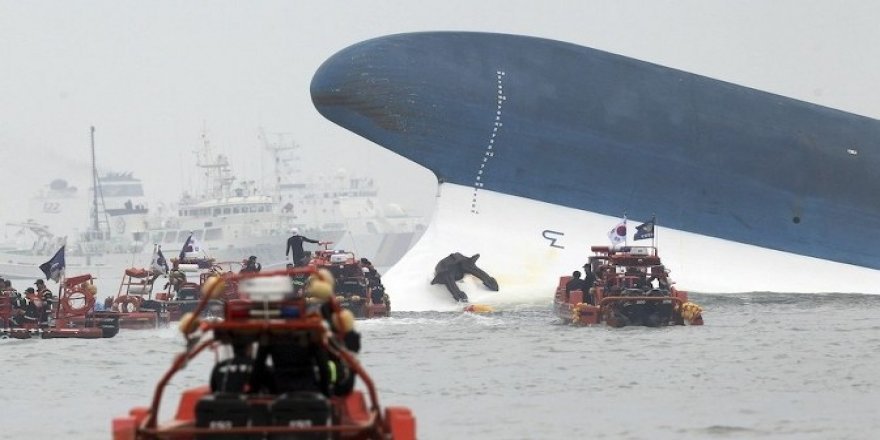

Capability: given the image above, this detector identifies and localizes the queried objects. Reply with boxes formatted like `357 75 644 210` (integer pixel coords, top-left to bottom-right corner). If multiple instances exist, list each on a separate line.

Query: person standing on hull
286 227 320 267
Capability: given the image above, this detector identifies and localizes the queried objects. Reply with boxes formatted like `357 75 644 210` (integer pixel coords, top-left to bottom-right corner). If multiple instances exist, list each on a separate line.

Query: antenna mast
258 128 298 202
90 126 99 235
89 126 110 240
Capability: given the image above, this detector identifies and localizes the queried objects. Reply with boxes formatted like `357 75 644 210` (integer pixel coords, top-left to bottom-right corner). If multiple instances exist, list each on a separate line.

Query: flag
634 217 656 241
607 218 627 247
39 245 66 282
178 233 201 259
151 245 169 274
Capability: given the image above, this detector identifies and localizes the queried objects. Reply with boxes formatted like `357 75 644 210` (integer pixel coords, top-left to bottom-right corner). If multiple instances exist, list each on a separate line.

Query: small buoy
463 304 495 314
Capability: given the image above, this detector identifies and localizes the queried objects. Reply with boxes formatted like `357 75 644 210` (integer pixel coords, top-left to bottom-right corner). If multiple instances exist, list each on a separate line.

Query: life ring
114 295 142 313
125 267 148 278
61 284 96 316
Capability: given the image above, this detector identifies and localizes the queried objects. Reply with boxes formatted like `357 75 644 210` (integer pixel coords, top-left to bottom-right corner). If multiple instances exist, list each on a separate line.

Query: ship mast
194 131 235 199
89 126 110 240
258 128 299 203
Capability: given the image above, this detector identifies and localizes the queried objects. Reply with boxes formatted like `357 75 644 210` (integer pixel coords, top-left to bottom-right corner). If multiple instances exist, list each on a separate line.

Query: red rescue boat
309 242 391 319
107 267 171 329
554 246 704 327
153 258 243 322
112 268 415 439
1 274 119 339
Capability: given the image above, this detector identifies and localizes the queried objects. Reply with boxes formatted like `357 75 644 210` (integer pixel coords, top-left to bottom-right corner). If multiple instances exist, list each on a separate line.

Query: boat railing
139 268 386 437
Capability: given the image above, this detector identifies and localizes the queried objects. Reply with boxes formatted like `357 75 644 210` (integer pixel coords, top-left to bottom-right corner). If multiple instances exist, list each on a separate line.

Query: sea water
2 293 879 440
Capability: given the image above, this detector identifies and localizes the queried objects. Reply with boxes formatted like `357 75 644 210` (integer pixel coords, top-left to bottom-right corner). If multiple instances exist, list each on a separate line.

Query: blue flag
39 245 66 282
634 217 656 241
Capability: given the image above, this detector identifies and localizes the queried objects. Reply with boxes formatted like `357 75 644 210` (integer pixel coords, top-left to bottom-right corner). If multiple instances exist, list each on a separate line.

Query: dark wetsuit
22 301 39 325
9 294 26 326
565 277 587 297
286 235 319 266
582 272 597 304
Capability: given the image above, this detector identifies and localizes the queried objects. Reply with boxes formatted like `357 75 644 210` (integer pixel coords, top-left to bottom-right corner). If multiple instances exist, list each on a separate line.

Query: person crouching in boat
565 271 585 300
647 266 671 291
564 271 594 304
240 255 262 273
165 265 187 296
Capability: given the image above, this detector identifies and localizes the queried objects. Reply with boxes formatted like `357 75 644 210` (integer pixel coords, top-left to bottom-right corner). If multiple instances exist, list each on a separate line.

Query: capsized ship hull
310 31 880 300
382 184 880 311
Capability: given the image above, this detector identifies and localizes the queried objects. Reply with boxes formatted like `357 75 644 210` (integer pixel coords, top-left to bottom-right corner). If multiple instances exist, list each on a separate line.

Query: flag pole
653 214 657 250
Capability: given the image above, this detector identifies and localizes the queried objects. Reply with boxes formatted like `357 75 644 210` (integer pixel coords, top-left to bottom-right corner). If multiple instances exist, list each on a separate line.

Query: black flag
634 217 656 241
39 246 66 282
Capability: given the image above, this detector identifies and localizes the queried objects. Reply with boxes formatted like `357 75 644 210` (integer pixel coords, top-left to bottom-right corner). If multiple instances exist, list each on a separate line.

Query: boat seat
338 280 363 295
270 392 332 439
194 393 253 439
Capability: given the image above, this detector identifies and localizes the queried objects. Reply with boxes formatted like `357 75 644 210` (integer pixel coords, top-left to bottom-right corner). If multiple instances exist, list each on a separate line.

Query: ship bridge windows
223 207 231 215
164 231 176 243
213 208 221 216
151 232 164 243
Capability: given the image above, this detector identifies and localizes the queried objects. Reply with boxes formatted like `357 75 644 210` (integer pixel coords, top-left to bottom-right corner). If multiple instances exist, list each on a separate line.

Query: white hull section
386 184 880 311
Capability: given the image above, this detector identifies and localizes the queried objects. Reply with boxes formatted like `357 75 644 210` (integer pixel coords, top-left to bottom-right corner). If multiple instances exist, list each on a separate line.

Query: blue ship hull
311 32 880 270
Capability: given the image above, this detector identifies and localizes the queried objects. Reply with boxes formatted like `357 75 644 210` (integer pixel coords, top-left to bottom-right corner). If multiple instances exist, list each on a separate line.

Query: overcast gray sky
2 0 878 227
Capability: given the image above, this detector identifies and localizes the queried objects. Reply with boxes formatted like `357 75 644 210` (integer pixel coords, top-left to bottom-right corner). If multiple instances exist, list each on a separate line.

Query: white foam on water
385 183 880 311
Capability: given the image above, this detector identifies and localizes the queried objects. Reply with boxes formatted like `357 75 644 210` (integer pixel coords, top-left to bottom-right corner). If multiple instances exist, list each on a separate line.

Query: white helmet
290 227 299 235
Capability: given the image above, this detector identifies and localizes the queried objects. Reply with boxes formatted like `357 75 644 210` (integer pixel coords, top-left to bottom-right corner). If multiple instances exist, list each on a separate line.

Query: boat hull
311 31 880 289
